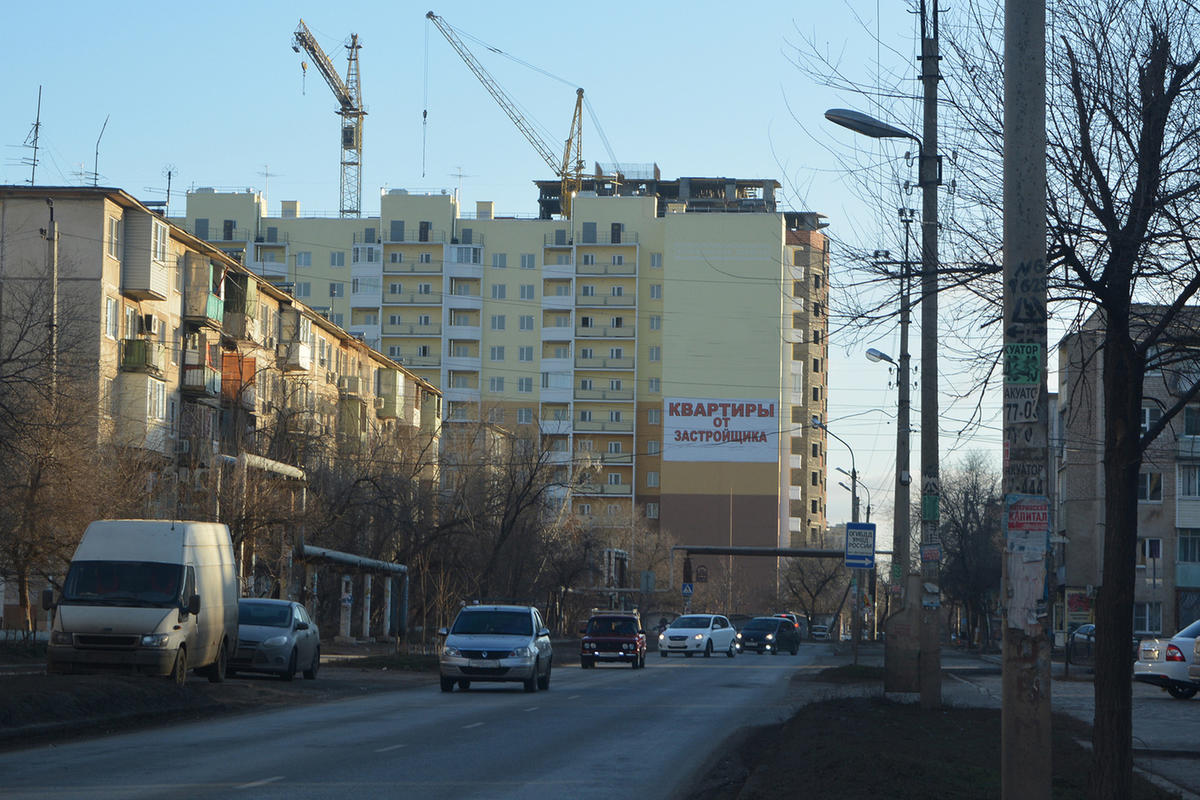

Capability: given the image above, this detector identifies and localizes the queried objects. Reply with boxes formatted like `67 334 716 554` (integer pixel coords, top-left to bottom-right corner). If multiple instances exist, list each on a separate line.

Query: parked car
230 598 320 681
438 604 553 692
580 611 646 669
811 624 831 641
1135 619 1200 699
658 614 737 658
1067 623 1141 666
736 616 801 655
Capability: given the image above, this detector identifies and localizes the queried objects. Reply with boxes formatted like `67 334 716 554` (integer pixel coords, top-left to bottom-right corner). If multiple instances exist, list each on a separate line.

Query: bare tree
938 452 1002 648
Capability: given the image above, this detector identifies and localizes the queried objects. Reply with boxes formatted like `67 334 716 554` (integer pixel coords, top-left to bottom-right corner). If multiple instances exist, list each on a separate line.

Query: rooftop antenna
258 164 279 209
92 114 110 187
22 86 42 185
449 166 474 202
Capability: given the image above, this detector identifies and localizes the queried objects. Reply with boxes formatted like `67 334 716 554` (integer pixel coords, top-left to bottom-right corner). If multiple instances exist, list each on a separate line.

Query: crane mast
292 19 365 218
426 11 584 218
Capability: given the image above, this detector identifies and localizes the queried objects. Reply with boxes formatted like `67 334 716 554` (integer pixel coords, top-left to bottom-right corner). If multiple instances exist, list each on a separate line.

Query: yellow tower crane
292 20 365 218
426 11 585 219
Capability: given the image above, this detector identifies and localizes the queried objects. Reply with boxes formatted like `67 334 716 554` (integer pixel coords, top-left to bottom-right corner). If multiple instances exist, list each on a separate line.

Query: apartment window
520 315 534 330
814 329 824 344
646 502 659 519
417 345 430 357
389 251 404 263
105 297 119 338
578 439 594 452
649 315 661 330
518 346 533 362
295 251 312 268
650 253 662 268
362 312 377 325
581 284 596 297
152 221 169 263
390 220 405 241
488 407 505 423
331 251 345 267
814 273 824 289
580 347 594 360
580 316 594 328
648 377 661 393
612 317 623 328
329 283 344 298
418 314 431 325
488 376 505 392
1138 472 1163 502
1181 465 1200 498
124 305 137 338
418 283 432 295
812 358 822 373
331 313 344 326
489 346 505 361
520 284 535 300
813 301 823 316
611 286 624 297
607 441 622 454
1142 406 1163 434
1138 538 1163 565
147 379 167 420
1180 530 1200 563
107 217 121 259
518 377 533 393
609 410 622 422
608 473 622 486
579 410 593 422
517 408 533 424
648 346 661 362
580 378 594 391
648 409 661 425
520 253 535 269
647 471 660 488
582 254 596 266
1183 405 1200 436
812 471 820 487
650 284 662 299
579 503 592 517
556 254 569 265
388 282 404 295
612 255 624 266
812 442 821 457
387 346 402 359
607 504 620 516
492 253 507 268
813 386 822 402
419 252 432 264
610 379 623 391
811 499 819 514
1134 602 1163 635
490 315 506 330
492 284 507 299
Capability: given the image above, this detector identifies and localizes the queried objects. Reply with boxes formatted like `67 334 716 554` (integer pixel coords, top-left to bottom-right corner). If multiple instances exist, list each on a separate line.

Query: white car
657 614 737 658
1135 618 1200 699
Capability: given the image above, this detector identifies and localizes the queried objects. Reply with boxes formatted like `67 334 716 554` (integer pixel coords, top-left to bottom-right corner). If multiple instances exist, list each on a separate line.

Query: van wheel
169 648 187 687
303 646 320 680
281 649 297 682
205 641 228 683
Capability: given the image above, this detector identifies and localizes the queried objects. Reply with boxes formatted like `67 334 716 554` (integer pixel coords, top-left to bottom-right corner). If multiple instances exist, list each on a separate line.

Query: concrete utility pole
917 0 943 711
1001 0 1052 796
43 199 59 399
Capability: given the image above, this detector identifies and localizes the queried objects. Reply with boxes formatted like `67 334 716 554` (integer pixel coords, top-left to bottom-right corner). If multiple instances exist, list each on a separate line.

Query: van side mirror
437 627 449 637
187 594 201 616
538 627 550 638
41 588 55 611
296 621 309 631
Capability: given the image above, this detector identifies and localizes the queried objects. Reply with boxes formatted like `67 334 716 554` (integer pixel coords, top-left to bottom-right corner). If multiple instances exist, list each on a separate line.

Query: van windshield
61 561 183 607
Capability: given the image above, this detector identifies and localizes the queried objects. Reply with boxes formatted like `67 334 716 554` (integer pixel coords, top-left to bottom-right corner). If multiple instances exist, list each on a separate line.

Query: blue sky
2 1 1000 546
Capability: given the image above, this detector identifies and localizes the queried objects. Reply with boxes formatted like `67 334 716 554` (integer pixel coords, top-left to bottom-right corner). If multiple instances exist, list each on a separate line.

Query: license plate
469 659 501 669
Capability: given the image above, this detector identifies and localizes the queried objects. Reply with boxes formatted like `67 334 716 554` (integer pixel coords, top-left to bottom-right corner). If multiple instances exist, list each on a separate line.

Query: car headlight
443 645 461 657
766 633 774 640
622 643 633 651
694 633 704 641
140 633 170 647
736 633 743 640
51 631 72 645
263 635 290 647
508 646 535 658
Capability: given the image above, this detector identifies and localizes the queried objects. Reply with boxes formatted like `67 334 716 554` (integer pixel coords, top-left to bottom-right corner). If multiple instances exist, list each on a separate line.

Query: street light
827 105 941 708
867 344 911 578
812 415 864 663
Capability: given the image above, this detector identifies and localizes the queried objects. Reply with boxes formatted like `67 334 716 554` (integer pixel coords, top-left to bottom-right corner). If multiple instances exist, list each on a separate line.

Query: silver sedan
230 599 320 681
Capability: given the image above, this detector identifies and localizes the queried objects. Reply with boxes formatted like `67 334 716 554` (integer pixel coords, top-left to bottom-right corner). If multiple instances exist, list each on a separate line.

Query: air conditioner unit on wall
139 314 160 336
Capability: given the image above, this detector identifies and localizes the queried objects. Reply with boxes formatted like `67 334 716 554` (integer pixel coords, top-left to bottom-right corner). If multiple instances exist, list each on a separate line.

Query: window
418 314 430 325
578 439 594 451
580 316 594 328
812 442 821 457
488 376 505 392
556 254 569 265
147 379 167 420
387 346 402 359
1181 465 1200 498
124 305 137 338
650 253 662 268
152 221 169 262
648 408 661 425
612 317 623 328
490 315 505 330
492 284 507 299
610 286 624 297
648 346 661 362
520 253 535 269
489 346 505 361
582 254 596 266
579 503 592 517
650 284 662 299
579 410 593 422
331 251 345 267
607 504 620 516
520 284 535 300
813 386 821 402
647 471 660 487
610 379 622 391
607 473 622 486
418 283 432 295
105 297 119 338
811 499 819 514
607 441 622 454
646 502 659 519
417 345 430 357
649 315 661 330
329 282 344 298
296 251 312 268
518 346 533 362
581 284 596 297
1185 406 1200 436
1138 538 1163 566
107 217 121 259
390 220 405 241
492 253 507 268
518 377 533 393
1138 472 1163 502
611 255 624 266
812 471 820 487
1142 406 1163 434
517 408 533 424
488 407 505 423
609 410 622 422
580 378 594 391
648 377 661 393
520 315 534 330
647 440 660 455
812 358 822 373
388 282 404 295
389 251 404 264
1180 530 1200 563
580 347 594 359
331 313 344 327
1134 602 1163 634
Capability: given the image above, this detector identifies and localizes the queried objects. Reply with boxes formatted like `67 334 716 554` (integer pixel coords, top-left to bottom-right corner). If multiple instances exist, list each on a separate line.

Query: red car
580 612 647 669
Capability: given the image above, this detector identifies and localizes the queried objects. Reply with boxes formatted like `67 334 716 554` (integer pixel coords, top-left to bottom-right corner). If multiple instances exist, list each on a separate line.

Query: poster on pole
1004 494 1050 632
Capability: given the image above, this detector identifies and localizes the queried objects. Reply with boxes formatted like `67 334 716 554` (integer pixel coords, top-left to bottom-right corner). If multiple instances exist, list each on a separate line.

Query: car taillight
1167 644 1186 662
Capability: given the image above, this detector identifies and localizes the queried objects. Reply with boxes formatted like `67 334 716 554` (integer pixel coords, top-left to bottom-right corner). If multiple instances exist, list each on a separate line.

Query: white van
43 520 239 685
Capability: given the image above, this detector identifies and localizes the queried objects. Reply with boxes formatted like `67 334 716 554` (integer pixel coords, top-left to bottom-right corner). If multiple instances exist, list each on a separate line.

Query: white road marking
524 706 539 712
568 694 581 699
375 743 407 753
237 776 283 789
463 722 484 729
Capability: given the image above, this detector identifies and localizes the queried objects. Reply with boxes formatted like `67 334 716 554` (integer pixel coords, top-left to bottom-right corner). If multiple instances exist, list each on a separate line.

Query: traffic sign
844 522 876 569
681 582 694 596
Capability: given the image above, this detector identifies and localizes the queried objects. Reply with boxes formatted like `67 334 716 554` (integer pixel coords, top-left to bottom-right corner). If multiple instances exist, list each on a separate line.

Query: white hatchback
657 614 737 658
1136 618 1200 699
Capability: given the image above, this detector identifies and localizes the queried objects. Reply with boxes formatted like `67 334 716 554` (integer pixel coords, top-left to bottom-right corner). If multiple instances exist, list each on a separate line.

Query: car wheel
538 661 551 690
660 650 668 658
1168 684 1198 700
727 641 736 658
581 657 594 669
458 679 470 691
704 641 713 658
303 646 320 680
685 651 694 658
791 644 799 655
168 647 187 687
205 641 227 683
440 676 454 692
281 648 297 682
639 653 646 668
524 661 539 692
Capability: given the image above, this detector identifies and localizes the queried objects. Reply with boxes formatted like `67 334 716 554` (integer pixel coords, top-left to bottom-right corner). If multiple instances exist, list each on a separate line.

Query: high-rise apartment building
180 170 829 609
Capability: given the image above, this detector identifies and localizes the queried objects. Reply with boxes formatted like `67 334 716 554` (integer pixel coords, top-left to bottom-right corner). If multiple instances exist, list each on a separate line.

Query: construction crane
292 20 365 218
426 11 585 219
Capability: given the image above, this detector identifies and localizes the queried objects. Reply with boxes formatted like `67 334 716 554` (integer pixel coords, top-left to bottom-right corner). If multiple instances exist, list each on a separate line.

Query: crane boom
292 19 365 217
426 11 584 218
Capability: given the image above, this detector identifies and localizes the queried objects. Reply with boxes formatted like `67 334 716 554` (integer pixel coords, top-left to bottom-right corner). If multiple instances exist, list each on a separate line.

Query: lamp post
813 416 863 664
826 103 941 708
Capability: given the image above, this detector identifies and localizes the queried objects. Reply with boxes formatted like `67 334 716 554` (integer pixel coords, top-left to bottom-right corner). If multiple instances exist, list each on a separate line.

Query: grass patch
0 639 47 663
324 652 438 672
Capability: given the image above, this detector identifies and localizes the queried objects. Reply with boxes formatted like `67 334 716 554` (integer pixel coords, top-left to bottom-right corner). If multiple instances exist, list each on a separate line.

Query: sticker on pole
844 522 876 569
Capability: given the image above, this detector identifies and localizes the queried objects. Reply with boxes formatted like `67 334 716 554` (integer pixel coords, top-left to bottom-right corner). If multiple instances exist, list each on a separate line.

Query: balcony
384 259 443 275
574 420 635 434
576 231 639 246
445 259 483 280
445 353 481 371
1179 436 1200 460
247 259 287 281
541 357 572 373
402 354 442 368
277 340 312 373
541 293 574 311
444 292 482 311
601 452 634 465
577 482 633 496
383 322 442 337
542 260 574 280
382 291 443 306
184 292 224 329
119 339 166 375
575 388 635 402
223 312 258 344
576 261 636 276
576 293 635 308
182 365 221 399
575 355 634 370
383 229 450 244
538 417 573 436
541 325 573 342
540 385 572 404
339 375 363 397
576 325 635 339
443 386 481 403
546 449 572 465
445 323 482 340
543 232 573 248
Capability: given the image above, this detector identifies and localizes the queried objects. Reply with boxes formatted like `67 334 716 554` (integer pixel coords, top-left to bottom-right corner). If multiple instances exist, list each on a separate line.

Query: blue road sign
844 522 877 569
681 582 694 596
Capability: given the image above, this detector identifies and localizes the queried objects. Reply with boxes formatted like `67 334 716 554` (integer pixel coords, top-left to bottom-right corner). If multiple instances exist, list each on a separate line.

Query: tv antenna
20 86 42 184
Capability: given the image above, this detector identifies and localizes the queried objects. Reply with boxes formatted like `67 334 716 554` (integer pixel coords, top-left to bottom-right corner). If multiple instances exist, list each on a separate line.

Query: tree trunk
1089 329 1141 800
17 569 31 635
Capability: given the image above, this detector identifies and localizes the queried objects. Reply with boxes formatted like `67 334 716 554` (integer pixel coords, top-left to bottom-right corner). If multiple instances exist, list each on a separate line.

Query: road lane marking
568 694 581 699
237 776 283 789
524 706 539 712
463 722 484 729
375 744 407 753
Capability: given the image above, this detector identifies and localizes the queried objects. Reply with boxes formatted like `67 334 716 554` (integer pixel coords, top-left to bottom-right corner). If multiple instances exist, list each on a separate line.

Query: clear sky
1 1 1004 550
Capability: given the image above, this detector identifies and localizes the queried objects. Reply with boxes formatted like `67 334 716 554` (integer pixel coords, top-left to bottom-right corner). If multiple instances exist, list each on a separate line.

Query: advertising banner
662 398 778 462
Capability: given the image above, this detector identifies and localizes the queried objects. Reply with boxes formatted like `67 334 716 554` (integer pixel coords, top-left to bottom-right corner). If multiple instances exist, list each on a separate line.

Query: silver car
230 599 320 681
438 604 553 693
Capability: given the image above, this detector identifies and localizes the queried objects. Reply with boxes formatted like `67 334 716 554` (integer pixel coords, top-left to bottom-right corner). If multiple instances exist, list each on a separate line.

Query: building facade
179 171 829 610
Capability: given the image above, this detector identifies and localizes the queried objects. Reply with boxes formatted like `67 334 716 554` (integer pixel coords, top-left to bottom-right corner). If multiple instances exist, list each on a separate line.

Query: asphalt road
0 646 821 800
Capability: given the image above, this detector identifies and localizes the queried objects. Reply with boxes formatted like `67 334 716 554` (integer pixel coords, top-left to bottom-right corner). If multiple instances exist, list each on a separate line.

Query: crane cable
422 18 430 177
